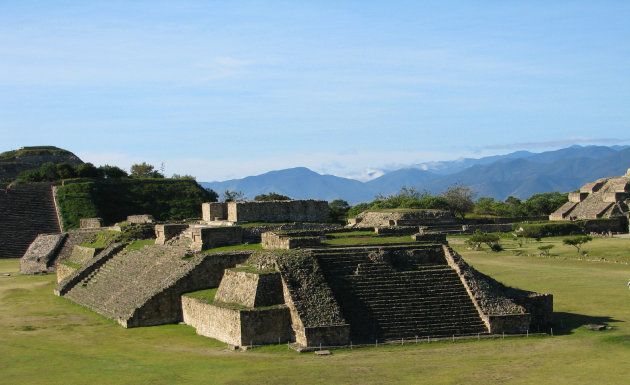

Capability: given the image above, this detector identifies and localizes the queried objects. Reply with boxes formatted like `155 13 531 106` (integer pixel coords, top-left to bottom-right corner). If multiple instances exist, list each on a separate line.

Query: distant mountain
201 167 373 202
200 145 630 203
419 148 630 200
365 168 437 196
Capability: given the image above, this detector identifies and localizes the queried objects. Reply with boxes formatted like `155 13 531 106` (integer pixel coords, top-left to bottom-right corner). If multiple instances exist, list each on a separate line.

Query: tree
223 190 245 202
254 192 291 201
329 199 351 223
524 192 569 216
563 235 592 255
466 230 502 251
474 197 496 216
205 188 219 202
538 244 554 257
56 163 77 179
76 162 102 178
441 184 475 219
99 165 128 179
130 162 155 178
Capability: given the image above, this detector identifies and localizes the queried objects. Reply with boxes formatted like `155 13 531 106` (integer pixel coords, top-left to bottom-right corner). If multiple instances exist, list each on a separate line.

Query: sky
1 1 629 181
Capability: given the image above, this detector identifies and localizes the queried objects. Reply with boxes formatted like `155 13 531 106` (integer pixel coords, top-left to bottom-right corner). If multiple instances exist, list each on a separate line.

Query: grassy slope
2 237 630 384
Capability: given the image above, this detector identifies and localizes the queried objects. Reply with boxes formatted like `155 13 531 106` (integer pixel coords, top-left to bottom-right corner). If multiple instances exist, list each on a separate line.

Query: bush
254 192 291 201
518 222 583 237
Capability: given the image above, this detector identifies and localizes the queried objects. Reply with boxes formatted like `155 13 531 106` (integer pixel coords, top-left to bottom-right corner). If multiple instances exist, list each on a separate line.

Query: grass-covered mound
0 146 83 183
56 179 214 230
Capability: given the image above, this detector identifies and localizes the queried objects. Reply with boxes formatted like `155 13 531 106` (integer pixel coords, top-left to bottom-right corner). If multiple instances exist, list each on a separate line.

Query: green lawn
2 236 630 384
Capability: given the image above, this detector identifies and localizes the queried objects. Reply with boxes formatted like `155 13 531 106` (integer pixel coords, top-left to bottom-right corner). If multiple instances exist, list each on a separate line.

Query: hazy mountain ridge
201 146 630 203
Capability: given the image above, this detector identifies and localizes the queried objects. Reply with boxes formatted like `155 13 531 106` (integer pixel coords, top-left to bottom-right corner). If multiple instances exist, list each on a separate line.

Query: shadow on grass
551 312 621 335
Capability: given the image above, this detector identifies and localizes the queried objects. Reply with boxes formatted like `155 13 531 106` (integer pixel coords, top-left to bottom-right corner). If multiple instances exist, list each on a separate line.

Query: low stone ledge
411 233 447 244
488 314 531 334
295 324 351 347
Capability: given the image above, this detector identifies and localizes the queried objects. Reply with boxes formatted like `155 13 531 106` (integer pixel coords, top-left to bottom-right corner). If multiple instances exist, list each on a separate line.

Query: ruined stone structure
37 198 552 350
550 170 630 222
182 243 551 348
202 200 329 223
0 183 62 259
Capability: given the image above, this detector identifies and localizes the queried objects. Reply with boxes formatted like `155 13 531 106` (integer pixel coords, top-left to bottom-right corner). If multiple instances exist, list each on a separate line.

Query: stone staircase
313 246 488 342
64 245 190 321
0 183 61 259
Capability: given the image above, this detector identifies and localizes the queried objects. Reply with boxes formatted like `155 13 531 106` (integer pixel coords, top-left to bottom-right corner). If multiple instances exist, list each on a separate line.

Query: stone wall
20 233 67 274
126 215 155 224
190 226 243 251
182 297 294 346
351 210 455 228
155 224 189 245
80 218 103 228
261 231 323 250
411 233 447 244
226 200 329 223
202 202 227 222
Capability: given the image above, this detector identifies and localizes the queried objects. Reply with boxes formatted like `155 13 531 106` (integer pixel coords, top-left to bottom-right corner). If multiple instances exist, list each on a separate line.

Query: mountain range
200 145 630 204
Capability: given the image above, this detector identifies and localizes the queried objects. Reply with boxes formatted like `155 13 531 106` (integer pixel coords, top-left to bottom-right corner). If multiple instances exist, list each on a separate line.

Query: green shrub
518 222 583 237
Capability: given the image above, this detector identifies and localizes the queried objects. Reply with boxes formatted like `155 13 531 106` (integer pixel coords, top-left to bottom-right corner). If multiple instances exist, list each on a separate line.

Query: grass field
2 236 630 384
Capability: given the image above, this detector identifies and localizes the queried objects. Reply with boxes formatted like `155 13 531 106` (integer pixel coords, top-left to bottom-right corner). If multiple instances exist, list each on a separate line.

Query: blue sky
1 1 629 181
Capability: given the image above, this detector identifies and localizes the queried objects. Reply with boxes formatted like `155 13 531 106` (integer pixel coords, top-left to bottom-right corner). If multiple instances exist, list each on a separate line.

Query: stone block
569 192 589 202
155 224 189 245
215 269 284 308
190 226 243 251
126 214 154 224
80 218 103 228
261 232 322 249
20 233 67 274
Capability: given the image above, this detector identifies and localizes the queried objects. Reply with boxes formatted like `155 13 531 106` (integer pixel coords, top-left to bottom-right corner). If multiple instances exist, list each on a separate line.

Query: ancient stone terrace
56 244 251 327
550 169 630 221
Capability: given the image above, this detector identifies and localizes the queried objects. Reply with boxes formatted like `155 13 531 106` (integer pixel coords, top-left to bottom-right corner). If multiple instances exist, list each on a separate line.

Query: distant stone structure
202 200 329 223
550 170 630 222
